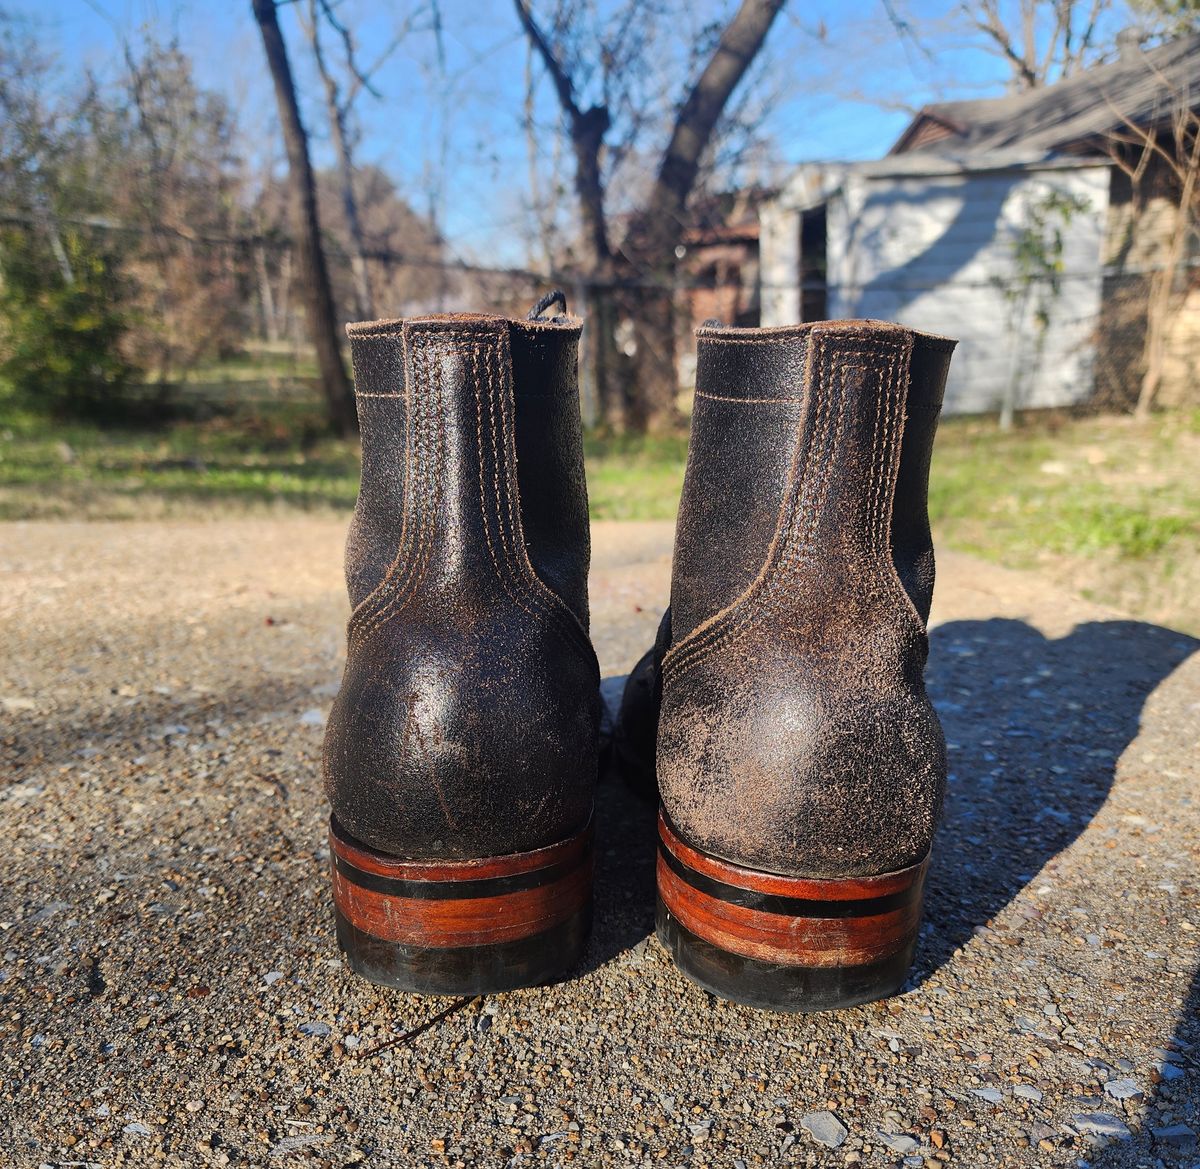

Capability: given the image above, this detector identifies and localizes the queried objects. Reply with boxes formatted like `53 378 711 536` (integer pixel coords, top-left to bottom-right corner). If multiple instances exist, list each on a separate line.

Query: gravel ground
1 519 1197 1169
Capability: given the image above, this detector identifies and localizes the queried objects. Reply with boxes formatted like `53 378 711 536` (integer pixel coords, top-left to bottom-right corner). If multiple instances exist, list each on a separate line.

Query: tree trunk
328 105 375 323
572 112 626 431
278 248 293 341
625 0 786 431
251 0 356 435
1136 163 1195 419
620 281 677 432
305 0 375 322
589 280 630 432
512 0 626 430
254 244 279 343
1136 263 1171 420
513 0 783 432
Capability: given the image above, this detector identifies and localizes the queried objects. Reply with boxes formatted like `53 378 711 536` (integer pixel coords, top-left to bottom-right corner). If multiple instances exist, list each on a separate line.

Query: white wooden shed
759 156 1110 414
756 33 1200 415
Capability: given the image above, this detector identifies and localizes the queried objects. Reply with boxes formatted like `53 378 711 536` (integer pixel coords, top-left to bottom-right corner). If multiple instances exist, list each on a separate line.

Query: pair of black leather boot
322 294 955 1012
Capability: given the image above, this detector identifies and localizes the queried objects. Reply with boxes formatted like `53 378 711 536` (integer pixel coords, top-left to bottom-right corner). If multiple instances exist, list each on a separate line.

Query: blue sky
9 0 1133 265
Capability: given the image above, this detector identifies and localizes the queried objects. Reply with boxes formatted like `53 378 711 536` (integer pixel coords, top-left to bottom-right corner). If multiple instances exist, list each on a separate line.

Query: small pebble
878 1132 920 1154
1103 1077 1142 1101
1072 1114 1132 1140
971 1088 1003 1104
800 1111 848 1149
1151 1125 1197 1150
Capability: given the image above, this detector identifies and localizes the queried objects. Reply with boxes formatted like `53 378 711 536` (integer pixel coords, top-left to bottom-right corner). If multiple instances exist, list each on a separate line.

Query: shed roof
892 33 1200 160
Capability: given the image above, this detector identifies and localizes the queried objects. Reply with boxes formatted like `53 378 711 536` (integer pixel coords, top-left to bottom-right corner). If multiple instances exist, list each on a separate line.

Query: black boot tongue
527 289 567 321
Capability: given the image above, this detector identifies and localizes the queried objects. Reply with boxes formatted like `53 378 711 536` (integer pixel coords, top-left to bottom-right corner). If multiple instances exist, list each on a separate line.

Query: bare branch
967 0 1040 90
642 0 787 246
512 0 582 121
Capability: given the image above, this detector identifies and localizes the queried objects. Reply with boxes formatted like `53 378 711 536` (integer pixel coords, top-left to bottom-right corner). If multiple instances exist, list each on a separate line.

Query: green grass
0 407 692 522
928 410 1200 631
928 411 1200 559
170 341 320 385
1 403 1197 632
0 405 360 518
583 432 689 520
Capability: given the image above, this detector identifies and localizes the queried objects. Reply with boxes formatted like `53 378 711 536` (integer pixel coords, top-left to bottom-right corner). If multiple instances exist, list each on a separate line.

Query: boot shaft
325 312 599 863
670 321 953 648
345 314 591 630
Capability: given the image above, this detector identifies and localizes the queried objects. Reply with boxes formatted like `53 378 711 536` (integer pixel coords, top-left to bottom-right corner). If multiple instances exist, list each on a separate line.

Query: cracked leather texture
623 320 955 879
323 314 599 860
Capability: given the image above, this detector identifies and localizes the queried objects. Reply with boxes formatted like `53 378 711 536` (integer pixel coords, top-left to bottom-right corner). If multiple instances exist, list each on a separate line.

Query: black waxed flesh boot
323 293 599 995
621 319 956 1011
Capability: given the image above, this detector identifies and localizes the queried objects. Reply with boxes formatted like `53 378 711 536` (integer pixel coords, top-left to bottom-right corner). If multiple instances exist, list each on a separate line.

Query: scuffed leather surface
654 321 957 879
323 315 599 860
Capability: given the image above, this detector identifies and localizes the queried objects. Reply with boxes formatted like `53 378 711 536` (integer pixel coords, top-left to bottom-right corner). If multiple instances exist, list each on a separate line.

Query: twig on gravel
355 995 479 1060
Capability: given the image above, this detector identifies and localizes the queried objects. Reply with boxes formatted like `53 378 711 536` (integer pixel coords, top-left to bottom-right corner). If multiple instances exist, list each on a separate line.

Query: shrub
0 226 140 419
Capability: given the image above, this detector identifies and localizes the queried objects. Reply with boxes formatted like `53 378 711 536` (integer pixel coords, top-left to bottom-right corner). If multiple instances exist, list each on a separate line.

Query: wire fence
2 212 1197 421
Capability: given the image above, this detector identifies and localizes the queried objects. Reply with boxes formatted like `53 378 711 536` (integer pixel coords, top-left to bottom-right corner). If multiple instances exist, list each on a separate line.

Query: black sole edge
334 903 593 996
655 895 917 1013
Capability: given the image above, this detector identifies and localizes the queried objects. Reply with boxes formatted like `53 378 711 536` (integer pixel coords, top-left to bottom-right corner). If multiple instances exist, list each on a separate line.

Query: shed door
800 205 828 322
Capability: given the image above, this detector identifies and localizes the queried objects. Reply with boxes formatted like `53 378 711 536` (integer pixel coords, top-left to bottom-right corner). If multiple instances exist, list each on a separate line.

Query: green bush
0 227 139 418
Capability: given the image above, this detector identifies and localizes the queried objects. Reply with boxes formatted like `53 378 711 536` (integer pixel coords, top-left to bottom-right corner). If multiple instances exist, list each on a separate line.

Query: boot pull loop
526 289 568 322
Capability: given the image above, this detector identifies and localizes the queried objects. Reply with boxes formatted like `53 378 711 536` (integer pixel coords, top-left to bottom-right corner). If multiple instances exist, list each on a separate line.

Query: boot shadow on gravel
583 619 1200 988
574 674 660 975
919 617 1200 1166
918 617 1197 978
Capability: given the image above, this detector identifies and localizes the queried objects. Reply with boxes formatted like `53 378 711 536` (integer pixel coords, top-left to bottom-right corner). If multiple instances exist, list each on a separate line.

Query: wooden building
758 34 1200 414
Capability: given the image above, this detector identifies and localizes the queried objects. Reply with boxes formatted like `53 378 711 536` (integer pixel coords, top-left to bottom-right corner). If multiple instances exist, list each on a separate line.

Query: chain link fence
3 214 1197 423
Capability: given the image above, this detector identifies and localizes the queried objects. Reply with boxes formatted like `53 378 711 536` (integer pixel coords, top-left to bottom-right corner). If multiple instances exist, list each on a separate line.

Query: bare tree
1129 0 1200 39
299 0 436 323
113 39 246 382
964 0 1112 90
301 0 376 322
1105 64 1200 417
251 0 355 435
515 0 787 432
522 37 568 274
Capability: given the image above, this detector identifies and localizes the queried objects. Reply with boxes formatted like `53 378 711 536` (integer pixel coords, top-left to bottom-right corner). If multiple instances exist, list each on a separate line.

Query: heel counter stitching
345 328 596 669
873 341 930 640
663 334 911 684
662 329 839 678
348 330 445 646
866 336 909 558
481 335 597 668
344 327 420 635
492 338 590 633
349 333 439 644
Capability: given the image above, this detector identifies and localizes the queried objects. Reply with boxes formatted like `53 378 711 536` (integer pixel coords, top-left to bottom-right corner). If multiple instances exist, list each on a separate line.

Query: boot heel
656 812 927 1012
330 815 593 995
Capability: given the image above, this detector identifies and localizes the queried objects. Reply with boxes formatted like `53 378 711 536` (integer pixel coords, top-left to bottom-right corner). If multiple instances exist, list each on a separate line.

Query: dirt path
1 520 1196 1167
